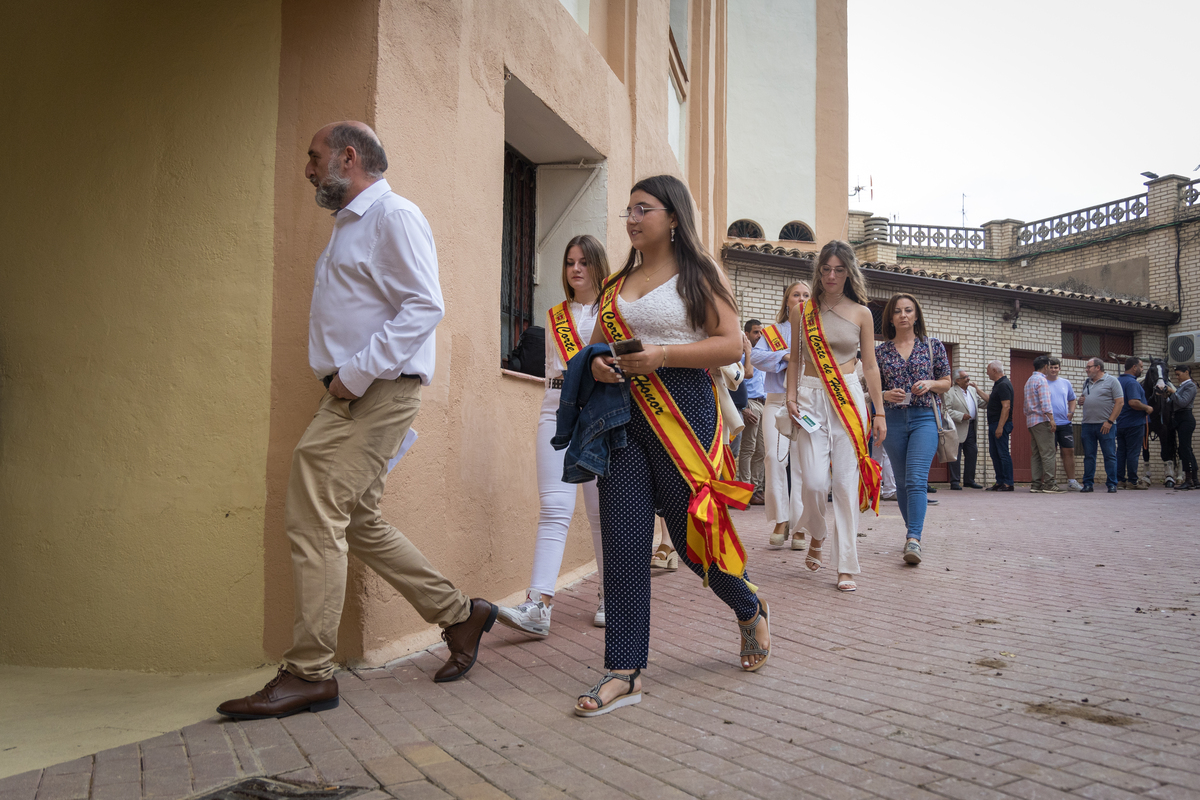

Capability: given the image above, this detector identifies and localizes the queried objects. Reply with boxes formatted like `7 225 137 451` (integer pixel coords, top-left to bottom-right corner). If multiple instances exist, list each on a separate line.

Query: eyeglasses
819 266 848 276
619 204 669 223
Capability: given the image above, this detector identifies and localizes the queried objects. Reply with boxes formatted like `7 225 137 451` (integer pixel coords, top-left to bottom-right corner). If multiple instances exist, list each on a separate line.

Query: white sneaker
593 598 606 627
1067 479 1082 492
496 590 551 637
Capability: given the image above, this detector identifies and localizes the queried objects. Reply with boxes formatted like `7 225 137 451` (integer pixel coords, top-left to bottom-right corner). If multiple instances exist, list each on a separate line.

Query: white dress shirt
964 385 977 419
749 320 791 394
308 179 445 396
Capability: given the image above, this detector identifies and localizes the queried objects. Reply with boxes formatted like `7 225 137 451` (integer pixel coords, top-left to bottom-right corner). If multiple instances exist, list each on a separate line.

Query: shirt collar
338 178 391 218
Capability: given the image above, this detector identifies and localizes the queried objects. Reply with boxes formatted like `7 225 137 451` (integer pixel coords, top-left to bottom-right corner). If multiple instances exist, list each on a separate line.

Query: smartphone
611 338 645 356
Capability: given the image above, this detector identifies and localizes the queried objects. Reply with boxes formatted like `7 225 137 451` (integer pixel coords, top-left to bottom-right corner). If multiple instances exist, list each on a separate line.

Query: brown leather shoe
749 489 765 506
216 667 338 720
434 598 499 683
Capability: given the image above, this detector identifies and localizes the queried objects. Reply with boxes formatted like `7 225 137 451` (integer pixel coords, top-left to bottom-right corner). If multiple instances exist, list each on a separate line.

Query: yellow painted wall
0 1 280 670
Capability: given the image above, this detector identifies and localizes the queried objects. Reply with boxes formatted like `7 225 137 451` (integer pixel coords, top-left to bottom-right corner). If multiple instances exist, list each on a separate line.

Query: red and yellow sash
548 301 584 366
761 323 788 352
600 277 756 589
801 299 882 514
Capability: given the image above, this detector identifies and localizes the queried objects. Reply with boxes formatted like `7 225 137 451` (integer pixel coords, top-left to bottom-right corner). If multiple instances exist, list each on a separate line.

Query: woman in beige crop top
784 241 886 594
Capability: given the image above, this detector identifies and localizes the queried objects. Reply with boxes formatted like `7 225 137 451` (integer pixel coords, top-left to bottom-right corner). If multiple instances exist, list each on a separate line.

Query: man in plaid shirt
1024 355 1063 493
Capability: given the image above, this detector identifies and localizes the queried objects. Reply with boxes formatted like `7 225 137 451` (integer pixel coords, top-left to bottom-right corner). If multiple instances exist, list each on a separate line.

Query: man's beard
314 159 352 210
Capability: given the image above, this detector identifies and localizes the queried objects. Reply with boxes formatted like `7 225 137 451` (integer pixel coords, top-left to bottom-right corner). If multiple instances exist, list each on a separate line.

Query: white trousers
793 376 866 575
879 447 896 495
762 393 804 531
530 390 604 597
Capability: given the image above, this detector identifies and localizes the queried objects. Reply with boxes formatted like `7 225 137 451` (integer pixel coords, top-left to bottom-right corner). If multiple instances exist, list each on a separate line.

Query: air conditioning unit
1168 331 1200 365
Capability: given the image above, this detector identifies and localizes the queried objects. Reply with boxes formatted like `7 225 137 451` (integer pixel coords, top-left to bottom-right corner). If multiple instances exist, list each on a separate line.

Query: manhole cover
191 778 365 800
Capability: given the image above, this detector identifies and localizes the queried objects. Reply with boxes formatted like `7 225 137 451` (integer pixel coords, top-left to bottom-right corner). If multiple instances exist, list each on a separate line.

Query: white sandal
574 669 642 717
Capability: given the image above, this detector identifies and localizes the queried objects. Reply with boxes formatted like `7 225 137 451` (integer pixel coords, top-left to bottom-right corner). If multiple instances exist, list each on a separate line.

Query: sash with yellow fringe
548 301 584 367
600 277 756 590
761 323 788 352
801 298 882 514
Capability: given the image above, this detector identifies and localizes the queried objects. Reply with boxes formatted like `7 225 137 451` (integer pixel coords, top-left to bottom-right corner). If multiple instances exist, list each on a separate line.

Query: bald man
219 122 497 720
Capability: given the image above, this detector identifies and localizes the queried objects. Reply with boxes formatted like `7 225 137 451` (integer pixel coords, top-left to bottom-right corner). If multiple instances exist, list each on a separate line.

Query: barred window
727 219 764 239
501 146 536 367
779 221 815 242
1061 324 1132 363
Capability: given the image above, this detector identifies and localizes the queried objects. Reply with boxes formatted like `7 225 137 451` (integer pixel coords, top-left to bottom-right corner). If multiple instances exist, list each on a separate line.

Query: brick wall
724 256 1194 486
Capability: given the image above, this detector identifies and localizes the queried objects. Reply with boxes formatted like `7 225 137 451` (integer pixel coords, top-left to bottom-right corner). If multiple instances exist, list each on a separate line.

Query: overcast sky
847 0 1200 228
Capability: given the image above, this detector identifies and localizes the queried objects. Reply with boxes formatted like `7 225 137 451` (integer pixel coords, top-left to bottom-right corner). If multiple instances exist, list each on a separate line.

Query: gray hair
955 368 969 379
987 360 1004 374
1087 357 1106 371
327 124 388 177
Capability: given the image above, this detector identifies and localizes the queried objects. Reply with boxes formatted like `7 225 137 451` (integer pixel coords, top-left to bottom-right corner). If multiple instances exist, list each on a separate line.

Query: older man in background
944 368 984 489
977 361 1014 491
1079 357 1123 493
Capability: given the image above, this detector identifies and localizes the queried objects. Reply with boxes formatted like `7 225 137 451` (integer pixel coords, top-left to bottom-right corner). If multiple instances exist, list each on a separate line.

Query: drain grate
190 778 366 800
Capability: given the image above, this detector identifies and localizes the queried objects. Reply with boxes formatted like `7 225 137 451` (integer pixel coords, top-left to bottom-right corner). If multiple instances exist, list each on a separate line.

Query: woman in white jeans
785 241 886 592
749 281 809 547
496 235 608 637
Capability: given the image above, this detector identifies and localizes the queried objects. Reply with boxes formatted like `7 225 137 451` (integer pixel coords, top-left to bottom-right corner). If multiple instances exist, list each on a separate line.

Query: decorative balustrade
1014 192 1148 248
1183 179 1200 212
888 223 986 251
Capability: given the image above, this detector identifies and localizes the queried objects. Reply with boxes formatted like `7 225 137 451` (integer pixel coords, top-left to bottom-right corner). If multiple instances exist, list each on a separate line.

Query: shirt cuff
336 363 374 397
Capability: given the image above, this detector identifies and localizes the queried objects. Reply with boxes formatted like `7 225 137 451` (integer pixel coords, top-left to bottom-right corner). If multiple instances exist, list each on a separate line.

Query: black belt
548 377 565 389
323 372 419 389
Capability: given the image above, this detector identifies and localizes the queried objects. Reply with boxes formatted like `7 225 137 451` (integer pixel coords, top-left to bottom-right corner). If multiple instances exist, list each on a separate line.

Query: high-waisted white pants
531 389 604 597
763 392 804 532
793 375 867 575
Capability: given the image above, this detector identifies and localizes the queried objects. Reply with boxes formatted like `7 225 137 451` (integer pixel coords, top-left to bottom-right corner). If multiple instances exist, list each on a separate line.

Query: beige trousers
736 397 766 489
763 393 804 531
1029 421 1057 489
793 374 866 575
283 377 470 681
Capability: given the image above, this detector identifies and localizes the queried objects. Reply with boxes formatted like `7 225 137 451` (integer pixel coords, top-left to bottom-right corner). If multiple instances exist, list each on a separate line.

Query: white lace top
543 300 601 380
616 275 706 346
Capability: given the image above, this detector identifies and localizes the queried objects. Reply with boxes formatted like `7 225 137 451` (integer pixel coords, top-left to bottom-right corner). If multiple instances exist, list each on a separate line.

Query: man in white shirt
219 122 497 721
944 369 984 489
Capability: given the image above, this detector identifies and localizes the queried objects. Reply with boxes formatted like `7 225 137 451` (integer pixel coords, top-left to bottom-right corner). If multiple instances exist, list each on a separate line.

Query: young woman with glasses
496 235 609 638
573 175 769 717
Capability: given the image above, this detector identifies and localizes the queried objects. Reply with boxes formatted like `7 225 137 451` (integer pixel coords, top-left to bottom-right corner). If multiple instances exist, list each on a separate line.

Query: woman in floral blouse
876 294 951 565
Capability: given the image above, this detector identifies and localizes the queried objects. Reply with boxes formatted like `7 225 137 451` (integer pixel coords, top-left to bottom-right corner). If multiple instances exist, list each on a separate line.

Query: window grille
779 221 815 242
727 219 764 239
501 146 537 367
1061 325 1132 363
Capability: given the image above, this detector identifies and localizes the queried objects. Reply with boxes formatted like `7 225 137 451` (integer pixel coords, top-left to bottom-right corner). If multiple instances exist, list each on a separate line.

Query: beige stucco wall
324 0 693 665
0 2 280 669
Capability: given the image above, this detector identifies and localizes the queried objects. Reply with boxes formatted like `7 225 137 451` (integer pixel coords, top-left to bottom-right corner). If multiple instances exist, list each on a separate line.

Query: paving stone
32 773 88 800
0 770 41 800
89 784 140 800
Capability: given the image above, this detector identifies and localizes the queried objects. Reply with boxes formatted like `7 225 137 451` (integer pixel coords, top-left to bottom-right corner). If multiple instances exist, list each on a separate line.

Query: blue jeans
987 421 1014 486
883 407 938 541
1080 423 1118 489
1116 425 1143 484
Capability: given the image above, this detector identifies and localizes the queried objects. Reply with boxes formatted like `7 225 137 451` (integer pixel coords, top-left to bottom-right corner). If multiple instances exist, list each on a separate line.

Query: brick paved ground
3 486 1198 800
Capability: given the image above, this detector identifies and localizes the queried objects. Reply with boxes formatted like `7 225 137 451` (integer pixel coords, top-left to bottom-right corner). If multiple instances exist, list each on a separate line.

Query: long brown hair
776 281 809 324
810 240 868 308
605 174 738 330
881 293 928 340
561 234 609 304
